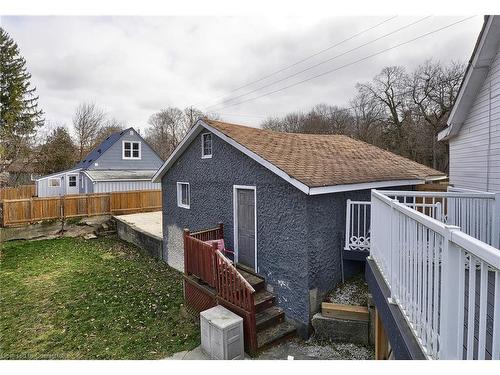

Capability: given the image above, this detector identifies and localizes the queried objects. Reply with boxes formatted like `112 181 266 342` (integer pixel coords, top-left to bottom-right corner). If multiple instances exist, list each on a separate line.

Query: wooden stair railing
183 229 217 288
214 250 257 353
183 225 258 354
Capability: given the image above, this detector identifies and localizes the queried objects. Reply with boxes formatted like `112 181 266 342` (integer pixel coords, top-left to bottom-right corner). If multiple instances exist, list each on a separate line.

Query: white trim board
233 185 257 272
36 168 81 181
152 119 440 195
440 16 500 141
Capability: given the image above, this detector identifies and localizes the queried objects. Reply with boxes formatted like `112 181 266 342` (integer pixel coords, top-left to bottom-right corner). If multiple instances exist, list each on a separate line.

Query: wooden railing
215 250 255 311
370 190 500 360
190 223 224 242
183 229 218 288
0 190 161 227
183 225 258 353
0 184 36 201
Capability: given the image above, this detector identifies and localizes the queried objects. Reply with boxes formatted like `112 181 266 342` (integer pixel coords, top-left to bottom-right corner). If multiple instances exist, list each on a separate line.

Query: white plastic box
200 305 244 360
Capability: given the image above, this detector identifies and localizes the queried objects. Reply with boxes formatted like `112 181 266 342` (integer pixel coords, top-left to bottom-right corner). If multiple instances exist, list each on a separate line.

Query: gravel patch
326 275 369 306
257 337 374 360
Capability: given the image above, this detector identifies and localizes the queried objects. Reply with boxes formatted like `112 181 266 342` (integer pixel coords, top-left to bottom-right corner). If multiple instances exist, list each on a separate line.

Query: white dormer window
123 141 141 159
201 133 212 158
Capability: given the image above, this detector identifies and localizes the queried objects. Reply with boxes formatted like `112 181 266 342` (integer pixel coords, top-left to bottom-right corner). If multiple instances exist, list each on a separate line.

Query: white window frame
67 174 78 188
48 178 61 188
176 182 190 209
122 141 141 160
201 132 212 159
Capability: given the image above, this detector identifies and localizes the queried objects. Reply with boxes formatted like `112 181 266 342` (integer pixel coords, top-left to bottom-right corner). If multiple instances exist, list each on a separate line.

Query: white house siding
36 170 80 197
92 180 161 193
449 43 500 193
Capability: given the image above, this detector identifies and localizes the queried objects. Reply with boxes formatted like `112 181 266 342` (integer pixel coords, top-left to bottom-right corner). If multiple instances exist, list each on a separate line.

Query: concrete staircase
236 265 296 351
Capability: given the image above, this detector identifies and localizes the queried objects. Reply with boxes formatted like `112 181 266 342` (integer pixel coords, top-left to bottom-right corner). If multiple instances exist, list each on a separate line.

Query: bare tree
350 90 383 144
145 107 220 159
93 118 126 147
408 60 465 170
73 103 107 159
357 66 410 155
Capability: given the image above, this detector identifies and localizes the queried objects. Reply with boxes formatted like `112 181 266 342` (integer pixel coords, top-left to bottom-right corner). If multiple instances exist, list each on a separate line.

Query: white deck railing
370 190 500 360
382 190 499 248
344 199 371 251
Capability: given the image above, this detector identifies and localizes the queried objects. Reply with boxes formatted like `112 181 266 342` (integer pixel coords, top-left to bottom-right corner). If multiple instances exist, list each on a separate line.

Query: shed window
68 175 77 187
49 178 60 187
177 182 190 209
123 141 141 159
201 133 212 158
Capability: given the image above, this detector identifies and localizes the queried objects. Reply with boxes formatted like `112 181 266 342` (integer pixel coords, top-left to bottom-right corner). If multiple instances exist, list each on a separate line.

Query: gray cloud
2 15 483 131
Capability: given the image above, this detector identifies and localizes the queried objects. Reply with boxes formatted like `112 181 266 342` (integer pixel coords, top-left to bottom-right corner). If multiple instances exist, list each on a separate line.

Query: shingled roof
153 119 446 194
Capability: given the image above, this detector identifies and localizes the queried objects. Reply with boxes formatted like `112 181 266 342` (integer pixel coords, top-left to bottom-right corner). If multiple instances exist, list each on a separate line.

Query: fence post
29 198 34 224
492 193 500 249
183 229 190 274
439 225 462 359
218 222 224 239
345 199 351 251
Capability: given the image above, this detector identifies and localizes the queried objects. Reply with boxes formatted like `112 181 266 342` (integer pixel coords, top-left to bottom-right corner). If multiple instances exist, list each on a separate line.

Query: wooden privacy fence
0 189 161 227
0 184 36 201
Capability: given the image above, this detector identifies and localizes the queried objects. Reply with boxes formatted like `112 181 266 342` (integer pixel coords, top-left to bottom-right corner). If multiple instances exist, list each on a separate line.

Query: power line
209 16 476 113
189 16 397 109
205 16 431 111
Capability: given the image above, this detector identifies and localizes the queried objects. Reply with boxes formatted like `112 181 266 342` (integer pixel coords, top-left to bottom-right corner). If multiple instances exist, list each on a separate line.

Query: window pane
69 176 77 187
133 150 139 158
181 184 189 205
124 142 131 150
132 143 139 150
125 150 131 157
203 134 212 155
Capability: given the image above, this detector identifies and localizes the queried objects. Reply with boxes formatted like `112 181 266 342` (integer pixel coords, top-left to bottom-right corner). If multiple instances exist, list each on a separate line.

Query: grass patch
0 237 199 359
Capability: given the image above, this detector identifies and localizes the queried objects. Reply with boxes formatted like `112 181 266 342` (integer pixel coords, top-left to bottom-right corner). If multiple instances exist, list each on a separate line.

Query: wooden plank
375 309 390 360
321 302 369 321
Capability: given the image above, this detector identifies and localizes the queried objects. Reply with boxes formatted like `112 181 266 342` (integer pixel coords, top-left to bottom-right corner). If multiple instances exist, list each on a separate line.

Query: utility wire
189 16 397 109
205 16 431 111
209 16 476 113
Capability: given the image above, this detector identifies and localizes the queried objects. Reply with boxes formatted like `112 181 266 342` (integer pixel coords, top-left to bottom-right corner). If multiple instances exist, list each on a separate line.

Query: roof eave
445 15 499 139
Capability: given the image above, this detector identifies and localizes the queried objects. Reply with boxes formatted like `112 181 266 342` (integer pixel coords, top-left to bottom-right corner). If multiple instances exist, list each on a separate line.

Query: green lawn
0 236 199 359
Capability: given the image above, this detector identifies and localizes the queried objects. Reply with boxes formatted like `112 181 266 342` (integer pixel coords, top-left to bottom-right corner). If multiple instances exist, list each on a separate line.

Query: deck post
218 222 224 240
183 228 190 275
344 199 351 251
492 193 500 249
439 225 462 359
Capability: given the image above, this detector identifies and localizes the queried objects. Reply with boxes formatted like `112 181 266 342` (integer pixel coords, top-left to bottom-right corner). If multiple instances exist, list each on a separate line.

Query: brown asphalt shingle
205 119 446 188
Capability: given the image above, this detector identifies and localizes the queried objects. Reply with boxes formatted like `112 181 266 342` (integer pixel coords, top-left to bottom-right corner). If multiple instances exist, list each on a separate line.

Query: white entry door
66 173 79 195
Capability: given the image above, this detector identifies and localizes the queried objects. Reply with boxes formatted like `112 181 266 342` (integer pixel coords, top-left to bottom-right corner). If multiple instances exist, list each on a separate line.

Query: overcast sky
2 15 484 132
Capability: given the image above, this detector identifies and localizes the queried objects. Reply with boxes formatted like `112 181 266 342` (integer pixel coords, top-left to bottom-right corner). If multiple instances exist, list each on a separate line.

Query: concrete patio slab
114 211 162 239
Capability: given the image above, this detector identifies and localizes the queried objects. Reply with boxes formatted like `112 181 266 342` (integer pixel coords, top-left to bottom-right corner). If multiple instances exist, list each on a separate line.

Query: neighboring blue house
36 127 163 197
152 119 446 336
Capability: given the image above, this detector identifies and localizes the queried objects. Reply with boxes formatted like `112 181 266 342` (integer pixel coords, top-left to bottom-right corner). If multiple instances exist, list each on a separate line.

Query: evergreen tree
0 27 43 173
36 126 76 174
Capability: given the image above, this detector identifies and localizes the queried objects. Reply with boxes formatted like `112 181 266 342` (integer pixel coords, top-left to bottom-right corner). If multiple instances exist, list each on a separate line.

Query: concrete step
238 268 265 292
257 320 296 350
256 306 285 332
254 290 275 313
